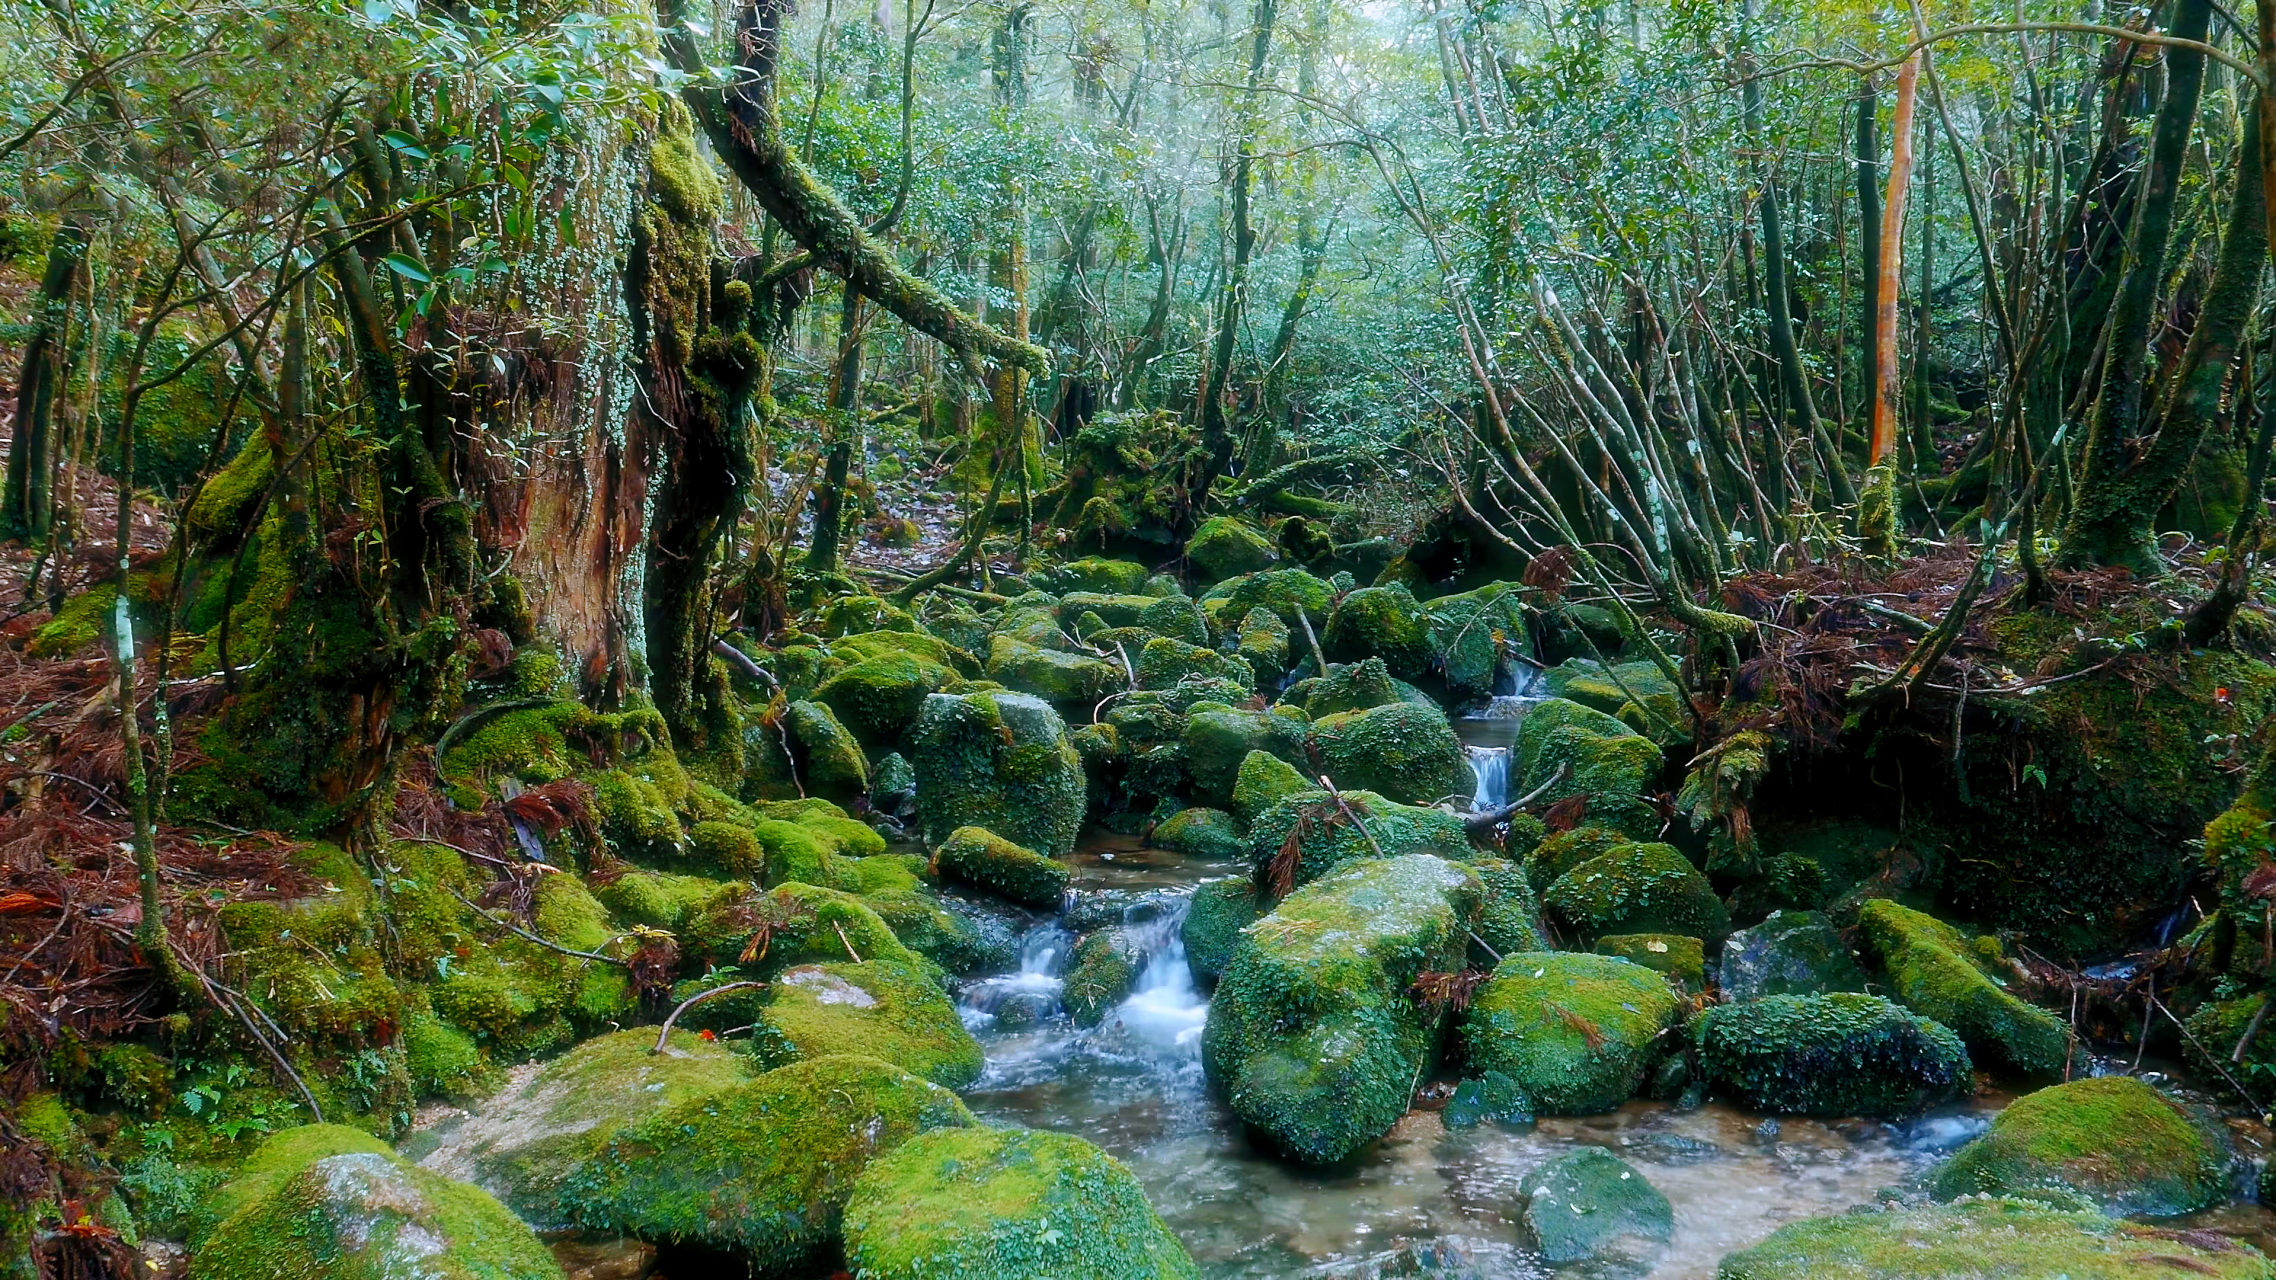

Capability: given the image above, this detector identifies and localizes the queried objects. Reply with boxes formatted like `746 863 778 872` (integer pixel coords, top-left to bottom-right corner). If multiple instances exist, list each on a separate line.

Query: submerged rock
912 691 1086 859
933 825 1074 908
841 1126 1199 1279
561 1055 974 1272
1202 854 1481 1162
196 1125 563 1280
1460 952 1680 1115
1308 701 1471 806
1542 841 1729 946
1516 1147 1672 1263
1857 899 2070 1076
1930 1076 2230 1217
1718 911 1868 1003
1717 1198 2275 1279
414 1028 751 1228
1693 993 1970 1119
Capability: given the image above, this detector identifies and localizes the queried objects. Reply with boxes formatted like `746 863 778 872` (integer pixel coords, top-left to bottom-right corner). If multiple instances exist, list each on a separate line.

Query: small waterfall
957 922 1072 1029
1465 745 1510 814
1109 897 1208 1053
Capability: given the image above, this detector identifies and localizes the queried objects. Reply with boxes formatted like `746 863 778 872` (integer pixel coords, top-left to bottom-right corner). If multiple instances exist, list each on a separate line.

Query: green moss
1245 788 1471 888
1470 858 1549 961
1303 657 1401 717
1200 569 1335 633
1526 825 1628 887
1230 750 1311 827
747 960 983 1088
193 1124 563 1280
841 1126 1200 1280
1138 594 1211 647
593 870 728 930
590 766 687 861
1181 879 1263 987
683 882 918 974
28 583 117 658
1514 698 1665 839
816 593 919 638
1517 1147 1672 1264
1308 701 1471 805
1719 910 1869 1002
1057 592 1160 630
1930 1076 2229 1217
184 439 275 543
830 628 980 678
1543 842 1730 945
859 881 1008 975
1545 658 1687 744
1857 899 2071 1077
1182 708 1307 805
1596 933 1706 988
1717 1199 2276 1279
985 635 1121 707
1427 585 1530 703
400 1005 488 1099
1460 952 1680 1115
814 654 963 753
1322 584 1433 680
1152 807 1244 861
438 701 663 809
1186 517 1279 581
1234 606 1291 686
1056 557 1153 594
784 699 869 801
1065 930 1142 1027
1202 855 1481 1162
934 826 1073 908
560 1055 975 1272
1135 636 1255 694
911 692 1087 860
1694 993 1970 1118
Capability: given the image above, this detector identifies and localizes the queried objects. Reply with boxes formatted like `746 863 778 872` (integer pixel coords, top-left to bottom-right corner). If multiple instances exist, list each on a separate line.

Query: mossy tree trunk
4 216 88 544
1195 0 1276 502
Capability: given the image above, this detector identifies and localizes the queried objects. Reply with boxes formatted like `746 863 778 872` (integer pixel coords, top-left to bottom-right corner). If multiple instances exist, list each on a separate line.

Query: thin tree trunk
1869 55 1920 469
5 217 88 543
1195 0 1277 497
807 286 864 575
1856 78 1880 423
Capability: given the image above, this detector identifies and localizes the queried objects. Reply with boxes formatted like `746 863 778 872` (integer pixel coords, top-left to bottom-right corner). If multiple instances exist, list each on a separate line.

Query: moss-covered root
1459 952 1681 1115
1694 994 1970 1119
842 1126 1200 1280
1201 854 1481 1163
192 1124 565 1280
413 1028 752 1230
1856 899 2072 1077
1716 1198 2276 1279
934 825 1073 908
1928 1076 2231 1218
560 1054 975 1272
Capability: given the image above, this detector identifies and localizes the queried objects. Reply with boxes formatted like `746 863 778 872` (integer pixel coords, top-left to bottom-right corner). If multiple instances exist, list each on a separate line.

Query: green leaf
381 253 431 284
380 129 429 160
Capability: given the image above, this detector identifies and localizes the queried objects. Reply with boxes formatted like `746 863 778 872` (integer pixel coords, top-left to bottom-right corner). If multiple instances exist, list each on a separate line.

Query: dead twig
653 981 766 1054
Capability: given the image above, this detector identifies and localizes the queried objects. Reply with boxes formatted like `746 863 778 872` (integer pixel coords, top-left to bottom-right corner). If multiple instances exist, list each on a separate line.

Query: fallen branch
654 981 766 1054
447 886 629 967
1461 764 1570 835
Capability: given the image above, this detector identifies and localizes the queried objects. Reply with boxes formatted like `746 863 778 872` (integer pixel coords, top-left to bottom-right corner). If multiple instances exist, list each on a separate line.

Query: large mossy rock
842 1127 1199 1280
813 653 962 753
1245 788 1471 888
1302 656 1403 717
1544 658 1687 744
1151 806 1244 861
783 699 869 802
1182 707 1307 805
414 1028 751 1228
829 628 981 678
1055 557 1152 595
561 1055 975 1272
985 635 1122 709
1307 701 1471 806
194 1125 564 1280
1542 841 1730 946
750 960 984 1088
1200 568 1334 631
1136 636 1256 693
1929 1076 2230 1218
1201 854 1481 1162
1716 1199 2276 1279
1517 1147 1673 1264
1231 749 1310 825
1471 857 1549 960
1857 899 2070 1076
1718 911 1869 1003
1514 698 1665 838
1186 516 1279 581
1596 933 1706 989
1694 994 1970 1119
1460 952 1680 1115
1181 878 1263 987
912 691 1086 859
1427 584 1529 704
1322 583 1433 679
934 825 1074 908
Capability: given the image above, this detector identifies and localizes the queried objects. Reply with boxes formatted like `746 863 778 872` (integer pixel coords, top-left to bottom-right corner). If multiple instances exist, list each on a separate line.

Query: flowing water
951 836 2022 1279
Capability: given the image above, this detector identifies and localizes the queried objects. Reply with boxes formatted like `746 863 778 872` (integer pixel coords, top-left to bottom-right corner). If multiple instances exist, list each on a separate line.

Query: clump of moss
830 628 980 678
1426 584 1529 704
1322 584 1433 680
1857 898 2071 1076
1545 657 1687 744
593 870 727 931
1526 825 1629 888
1516 1146 1672 1264
783 699 869 802
1929 1076 2230 1217
934 826 1073 908
1151 806 1243 861
1596 933 1706 988
1718 1198 2274 1279
1235 606 1291 685
911 691 1087 860
1135 636 1255 694
1470 857 1548 961
985 635 1122 708
1460 952 1680 1115
1694 993 1970 1118
1186 516 1279 581
1231 750 1310 826
1065 930 1142 1027
560 1055 975 1272
1181 879 1263 987
841 1126 1200 1280
1055 557 1152 595
1514 698 1665 839
1542 841 1730 946
1301 657 1401 717
745 960 984 1088
812 653 962 753
1307 701 1471 806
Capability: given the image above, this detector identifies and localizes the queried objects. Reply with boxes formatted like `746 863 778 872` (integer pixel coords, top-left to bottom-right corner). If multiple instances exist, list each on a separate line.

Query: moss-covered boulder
1135 636 1255 694
194 1125 564 1280
1231 749 1310 826
911 691 1086 859
1517 1147 1672 1264
841 1127 1199 1280
985 635 1123 709
814 653 962 753
1202 854 1482 1162
1322 583 1433 679
1200 568 1335 631
1186 516 1279 581
414 1028 752 1228
1545 658 1687 744
1471 857 1549 960
1460 952 1681 1115
1301 656 1401 717
1514 698 1664 838
934 825 1073 908
1307 700 1471 805
1182 706 1307 804
1427 585 1529 704
1717 1199 2276 1279
594 870 728 931
1719 911 1869 1003
746 960 984 1088
1857 899 2070 1076
1152 806 1244 861
561 1055 975 1271
1596 933 1706 988
1138 593 1211 647
1543 842 1730 946
1056 557 1152 595
1058 592 1161 630
1065 929 1142 1027
1245 789 1471 888
1694 994 1970 1119
1181 878 1263 987
1929 1076 2230 1217
829 628 981 678
683 881 913 973
1524 824 1628 888
1235 606 1291 685
783 698 869 802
